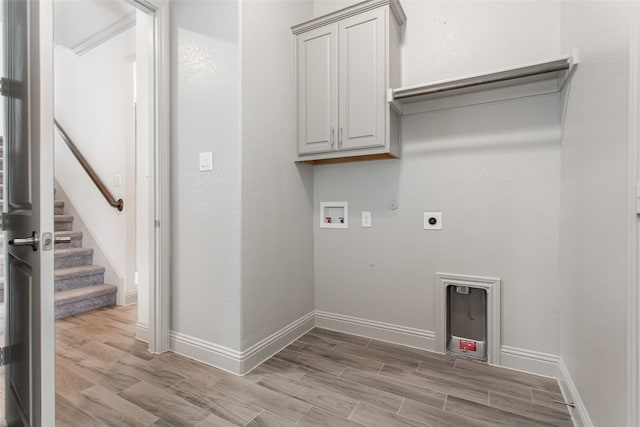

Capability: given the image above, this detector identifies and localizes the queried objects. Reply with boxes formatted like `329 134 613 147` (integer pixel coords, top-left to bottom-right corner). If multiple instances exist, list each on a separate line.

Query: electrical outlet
424 212 442 230
362 211 372 227
199 151 213 171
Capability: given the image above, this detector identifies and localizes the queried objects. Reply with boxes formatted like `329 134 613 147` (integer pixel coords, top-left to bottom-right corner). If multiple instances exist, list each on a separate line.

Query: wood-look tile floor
56 305 573 426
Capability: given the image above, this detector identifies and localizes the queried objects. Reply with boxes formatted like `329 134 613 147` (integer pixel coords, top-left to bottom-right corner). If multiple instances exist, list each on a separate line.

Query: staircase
54 200 117 319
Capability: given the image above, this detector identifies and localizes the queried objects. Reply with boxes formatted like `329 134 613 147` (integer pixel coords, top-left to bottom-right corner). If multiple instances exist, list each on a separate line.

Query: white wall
560 3 632 425
170 0 243 350
169 0 316 368
240 0 315 350
314 0 562 85
400 0 561 85
54 27 136 297
313 0 564 356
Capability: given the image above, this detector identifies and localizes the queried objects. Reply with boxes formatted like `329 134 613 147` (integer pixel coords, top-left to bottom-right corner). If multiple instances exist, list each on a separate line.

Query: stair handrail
54 119 124 212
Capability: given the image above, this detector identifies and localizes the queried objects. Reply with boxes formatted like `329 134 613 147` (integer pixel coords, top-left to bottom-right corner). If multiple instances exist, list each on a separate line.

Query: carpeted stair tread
54 230 83 248
55 264 105 280
54 247 93 269
54 230 81 238
54 284 117 319
55 247 93 258
55 214 73 231
54 200 64 215
55 284 117 305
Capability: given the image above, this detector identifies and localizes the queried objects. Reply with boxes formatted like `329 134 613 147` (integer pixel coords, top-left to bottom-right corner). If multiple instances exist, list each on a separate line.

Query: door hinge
0 77 17 98
0 346 9 366
0 77 8 97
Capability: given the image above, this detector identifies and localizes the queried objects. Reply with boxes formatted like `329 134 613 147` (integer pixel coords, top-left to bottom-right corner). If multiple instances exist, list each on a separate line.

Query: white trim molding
136 322 150 343
557 358 594 427
121 290 138 305
434 272 501 365
169 311 315 375
628 5 640 426
291 0 406 35
169 331 244 375
151 0 172 355
241 311 316 374
500 345 559 379
315 310 435 351
72 13 136 56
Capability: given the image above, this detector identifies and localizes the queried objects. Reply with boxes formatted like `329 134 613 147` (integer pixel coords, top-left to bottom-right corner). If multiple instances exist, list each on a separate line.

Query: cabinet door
297 24 338 155
338 8 386 151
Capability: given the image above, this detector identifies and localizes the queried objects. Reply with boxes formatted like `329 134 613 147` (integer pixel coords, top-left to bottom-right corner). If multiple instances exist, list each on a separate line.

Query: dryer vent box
447 285 487 361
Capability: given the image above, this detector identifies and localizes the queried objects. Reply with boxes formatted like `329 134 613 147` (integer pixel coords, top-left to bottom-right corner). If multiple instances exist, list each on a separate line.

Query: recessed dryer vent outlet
320 202 348 229
434 273 501 365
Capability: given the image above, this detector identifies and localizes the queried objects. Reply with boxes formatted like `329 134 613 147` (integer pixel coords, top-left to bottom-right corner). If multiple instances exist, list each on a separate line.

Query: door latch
42 232 52 251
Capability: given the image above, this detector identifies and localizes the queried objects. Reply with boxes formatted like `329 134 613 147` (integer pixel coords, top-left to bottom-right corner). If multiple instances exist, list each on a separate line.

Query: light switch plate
362 211 371 227
424 212 442 230
199 151 213 171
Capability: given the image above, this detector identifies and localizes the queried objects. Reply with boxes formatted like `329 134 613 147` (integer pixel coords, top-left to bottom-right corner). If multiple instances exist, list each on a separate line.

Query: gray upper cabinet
293 0 406 164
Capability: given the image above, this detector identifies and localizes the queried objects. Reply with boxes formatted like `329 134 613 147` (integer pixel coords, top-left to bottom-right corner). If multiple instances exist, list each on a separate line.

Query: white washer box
320 202 348 229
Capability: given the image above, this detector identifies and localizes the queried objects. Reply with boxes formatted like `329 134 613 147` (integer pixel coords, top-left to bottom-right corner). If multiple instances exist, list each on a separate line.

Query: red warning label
460 339 477 351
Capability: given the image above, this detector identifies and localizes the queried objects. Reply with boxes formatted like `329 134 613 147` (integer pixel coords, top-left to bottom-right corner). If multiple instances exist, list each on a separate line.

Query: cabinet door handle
339 128 343 146
330 127 335 146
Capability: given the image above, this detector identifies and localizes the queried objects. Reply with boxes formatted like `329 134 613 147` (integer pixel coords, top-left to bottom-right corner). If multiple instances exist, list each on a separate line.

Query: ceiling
54 0 135 50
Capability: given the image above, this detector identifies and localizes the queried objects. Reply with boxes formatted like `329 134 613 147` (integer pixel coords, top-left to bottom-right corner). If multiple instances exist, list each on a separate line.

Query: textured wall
313 0 564 354
240 0 315 349
169 0 315 355
560 2 632 425
170 0 242 349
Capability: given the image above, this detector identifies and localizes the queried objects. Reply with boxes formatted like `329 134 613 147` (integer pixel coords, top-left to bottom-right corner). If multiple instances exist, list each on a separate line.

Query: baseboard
557 357 594 427
240 311 316 374
499 345 560 378
169 330 243 375
314 310 435 351
169 311 315 375
121 290 137 305
136 322 150 343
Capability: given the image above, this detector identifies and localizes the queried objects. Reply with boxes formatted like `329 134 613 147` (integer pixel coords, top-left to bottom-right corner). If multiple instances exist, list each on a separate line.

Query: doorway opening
52 0 149 327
